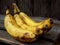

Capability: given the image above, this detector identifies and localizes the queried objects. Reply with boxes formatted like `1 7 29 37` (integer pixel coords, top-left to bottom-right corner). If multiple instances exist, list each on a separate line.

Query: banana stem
12 3 20 13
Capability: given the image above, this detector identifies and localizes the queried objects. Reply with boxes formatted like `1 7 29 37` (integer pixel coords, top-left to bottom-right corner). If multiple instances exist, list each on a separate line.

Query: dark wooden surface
53 33 60 45
0 15 60 45
0 0 60 20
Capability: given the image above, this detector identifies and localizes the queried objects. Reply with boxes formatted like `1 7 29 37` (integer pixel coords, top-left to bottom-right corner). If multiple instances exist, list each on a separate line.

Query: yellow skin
4 9 36 42
13 8 30 30
12 3 53 35
12 3 52 27
14 13 52 35
13 8 43 35
38 18 53 33
12 3 39 26
19 12 40 26
19 12 53 34
14 14 43 35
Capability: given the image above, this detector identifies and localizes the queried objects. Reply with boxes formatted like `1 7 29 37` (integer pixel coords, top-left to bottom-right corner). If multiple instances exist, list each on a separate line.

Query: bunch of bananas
4 3 53 42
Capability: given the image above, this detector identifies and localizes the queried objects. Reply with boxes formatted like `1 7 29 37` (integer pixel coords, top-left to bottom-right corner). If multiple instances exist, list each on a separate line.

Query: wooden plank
0 15 60 45
0 30 53 45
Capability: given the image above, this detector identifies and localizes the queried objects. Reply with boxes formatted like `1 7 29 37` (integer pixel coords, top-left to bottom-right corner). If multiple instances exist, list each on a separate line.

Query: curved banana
14 13 52 35
4 9 36 42
13 7 29 30
13 7 43 35
12 3 40 26
14 14 43 35
19 12 40 26
19 12 53 34
14 14 29 29
12 3 53 30
12 3 53 35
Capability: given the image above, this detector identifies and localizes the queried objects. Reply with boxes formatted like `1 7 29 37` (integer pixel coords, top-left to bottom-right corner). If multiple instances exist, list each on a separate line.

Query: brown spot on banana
36 27 43 35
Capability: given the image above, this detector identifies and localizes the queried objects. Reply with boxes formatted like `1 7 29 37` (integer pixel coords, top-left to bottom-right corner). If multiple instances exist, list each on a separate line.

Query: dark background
0 0 60 20
0 0 60 45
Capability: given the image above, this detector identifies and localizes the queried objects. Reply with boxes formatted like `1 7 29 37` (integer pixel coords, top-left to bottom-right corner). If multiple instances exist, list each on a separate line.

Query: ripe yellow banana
12 3 53 35
19 12 40 26
19 12 53 34
12 3 53 28
4 9 36 42
14 13 52 36
13 7 29 30
12 3 40 26
14 14 43 35
13 7 43 35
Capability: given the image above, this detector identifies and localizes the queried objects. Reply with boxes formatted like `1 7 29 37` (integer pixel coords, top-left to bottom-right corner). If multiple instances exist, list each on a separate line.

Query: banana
19 12 53 34
19 12 40 26
12 3 40 26
12 3 53 29
4 3 53 42
14 13 52 35
14 14 28 29
4 9 36 42
12 3 53 35
14 14 43 35
13 7 29 30
13 7 43 35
